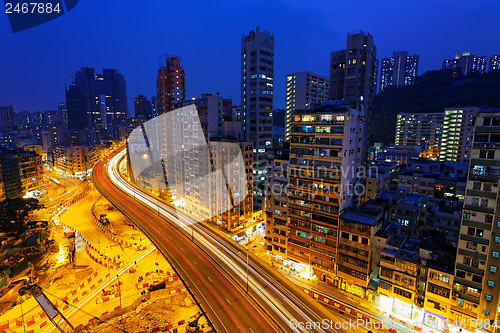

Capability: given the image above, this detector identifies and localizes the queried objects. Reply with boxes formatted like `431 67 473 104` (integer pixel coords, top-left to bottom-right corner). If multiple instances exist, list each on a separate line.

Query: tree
0 198 44 234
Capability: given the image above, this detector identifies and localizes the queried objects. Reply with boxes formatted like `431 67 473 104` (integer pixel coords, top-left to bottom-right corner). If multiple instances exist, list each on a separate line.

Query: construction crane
19 284 75 333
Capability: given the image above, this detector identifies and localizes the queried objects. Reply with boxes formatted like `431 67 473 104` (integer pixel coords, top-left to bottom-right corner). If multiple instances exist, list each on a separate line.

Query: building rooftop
340 201 384 227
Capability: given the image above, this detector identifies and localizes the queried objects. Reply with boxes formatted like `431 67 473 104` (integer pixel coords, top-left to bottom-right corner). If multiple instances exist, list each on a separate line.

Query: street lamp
239 245 257 293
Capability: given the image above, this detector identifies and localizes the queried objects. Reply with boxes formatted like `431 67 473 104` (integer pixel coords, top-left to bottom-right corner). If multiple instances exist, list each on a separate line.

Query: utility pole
116 274 124 328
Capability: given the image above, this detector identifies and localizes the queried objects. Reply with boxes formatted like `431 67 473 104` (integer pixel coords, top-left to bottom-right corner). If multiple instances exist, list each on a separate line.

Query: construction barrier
90 213 148 251
300 287 422 332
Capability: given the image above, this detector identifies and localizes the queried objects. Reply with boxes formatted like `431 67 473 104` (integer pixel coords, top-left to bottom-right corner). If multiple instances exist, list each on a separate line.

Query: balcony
470 158 500 168
459 234 489 246
475 126 500 133
465 189 498 200
455 263 484 276
463 204 495 214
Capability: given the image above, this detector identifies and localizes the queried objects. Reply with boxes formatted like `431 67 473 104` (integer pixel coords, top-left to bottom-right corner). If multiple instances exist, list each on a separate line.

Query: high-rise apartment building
489 55 500 72
395 112 444 159
452 111 500 327
241 28 274 207
156 55 186 115
0 105 15 127
287 103 364 284
265 143 289 255
66 67 128 139
284 71 329 141
439 107 478 162
379 51 419 92
442 51 488 75
329 31 377 166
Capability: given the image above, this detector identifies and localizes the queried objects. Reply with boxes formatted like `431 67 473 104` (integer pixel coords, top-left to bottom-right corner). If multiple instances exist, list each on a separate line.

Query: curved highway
93 148 355 333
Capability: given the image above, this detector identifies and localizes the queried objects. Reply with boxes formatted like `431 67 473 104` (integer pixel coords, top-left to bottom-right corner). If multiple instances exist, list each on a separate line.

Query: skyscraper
241 27 274 207
489 55 500 72
329 31 377 167
453 110 500 325
285 71 329 141
66 67 128 139
379 51 419 92
156 55 186 115
442 51 488 75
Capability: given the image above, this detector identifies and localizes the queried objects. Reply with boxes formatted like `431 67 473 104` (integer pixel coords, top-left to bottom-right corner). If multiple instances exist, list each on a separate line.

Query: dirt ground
80 289 204 332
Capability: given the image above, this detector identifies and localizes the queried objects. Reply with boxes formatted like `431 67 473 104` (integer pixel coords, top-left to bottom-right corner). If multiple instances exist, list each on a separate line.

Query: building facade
134 95 153 120
329 31 377 167
337 203 384 297
439 107 479 162
66 67 128 139
489 55 500 72
284 71 329 141
452 111 500 329
241 27 274 207
286 103 363 285
395 112 444 158
53 144 102 178
0 105 15 127
379 51 419 92
442 51 488 75
265 144 289 255
0 150 43 199
156 55 186 115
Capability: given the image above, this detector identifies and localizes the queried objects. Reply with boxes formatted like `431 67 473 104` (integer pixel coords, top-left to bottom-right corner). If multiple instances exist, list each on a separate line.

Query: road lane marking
192 260 197 265
207 276 212 283
225 298 231 305
249 328 254 333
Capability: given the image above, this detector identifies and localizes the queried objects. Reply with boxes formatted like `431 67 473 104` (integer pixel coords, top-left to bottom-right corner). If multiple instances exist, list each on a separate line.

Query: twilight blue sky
1 0 499 114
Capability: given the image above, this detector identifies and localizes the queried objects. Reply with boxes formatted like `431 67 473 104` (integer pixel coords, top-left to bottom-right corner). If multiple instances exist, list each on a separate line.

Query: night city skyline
1 0 500 113
3 1 500 332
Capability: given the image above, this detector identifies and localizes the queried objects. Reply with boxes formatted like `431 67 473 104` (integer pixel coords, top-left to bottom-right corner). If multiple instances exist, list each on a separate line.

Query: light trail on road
96 148 351 333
